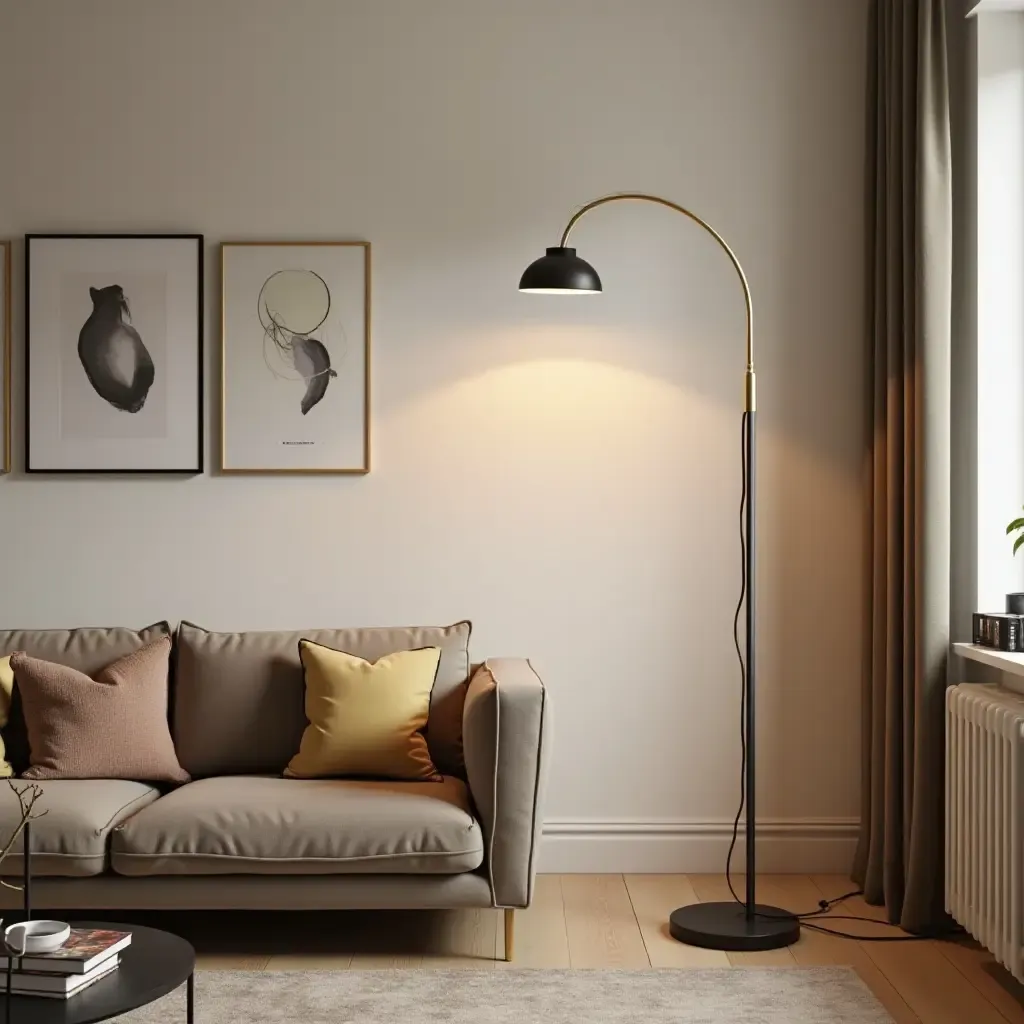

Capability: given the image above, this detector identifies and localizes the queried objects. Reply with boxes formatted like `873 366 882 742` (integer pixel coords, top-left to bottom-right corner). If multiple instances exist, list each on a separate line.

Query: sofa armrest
462 658 549 908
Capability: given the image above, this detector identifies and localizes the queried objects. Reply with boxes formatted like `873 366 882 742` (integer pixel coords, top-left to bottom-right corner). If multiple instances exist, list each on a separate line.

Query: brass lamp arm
558 192 755 411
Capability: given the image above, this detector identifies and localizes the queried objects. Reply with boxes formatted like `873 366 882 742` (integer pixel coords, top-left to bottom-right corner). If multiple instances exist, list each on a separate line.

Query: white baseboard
538 818 860 874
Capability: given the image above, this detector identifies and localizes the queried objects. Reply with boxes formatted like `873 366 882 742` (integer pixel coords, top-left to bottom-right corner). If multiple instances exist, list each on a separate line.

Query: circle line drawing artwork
258 268 345 415
78 284 155 413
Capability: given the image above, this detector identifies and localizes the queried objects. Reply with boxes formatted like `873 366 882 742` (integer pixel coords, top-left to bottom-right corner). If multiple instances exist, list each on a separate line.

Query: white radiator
946 683 1024 981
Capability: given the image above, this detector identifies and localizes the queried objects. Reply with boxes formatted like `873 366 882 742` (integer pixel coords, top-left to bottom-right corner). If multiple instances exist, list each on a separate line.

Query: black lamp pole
519 193 798 951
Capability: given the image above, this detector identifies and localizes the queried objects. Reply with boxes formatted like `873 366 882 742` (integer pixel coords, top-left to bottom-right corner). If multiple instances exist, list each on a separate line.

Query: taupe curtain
853 0 952 932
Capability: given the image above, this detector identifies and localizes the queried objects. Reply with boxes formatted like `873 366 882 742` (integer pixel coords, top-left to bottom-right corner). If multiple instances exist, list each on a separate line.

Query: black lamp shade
518 247 602 294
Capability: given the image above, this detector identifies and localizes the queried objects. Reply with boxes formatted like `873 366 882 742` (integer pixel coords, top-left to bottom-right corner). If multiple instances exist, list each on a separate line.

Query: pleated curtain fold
852 0 953 932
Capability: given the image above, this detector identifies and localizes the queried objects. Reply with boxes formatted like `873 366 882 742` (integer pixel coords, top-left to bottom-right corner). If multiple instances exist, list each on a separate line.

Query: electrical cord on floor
723 412 951 945
802 920 955 942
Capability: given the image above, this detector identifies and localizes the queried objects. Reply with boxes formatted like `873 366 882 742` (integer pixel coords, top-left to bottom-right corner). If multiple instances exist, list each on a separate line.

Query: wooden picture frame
220 241 370 475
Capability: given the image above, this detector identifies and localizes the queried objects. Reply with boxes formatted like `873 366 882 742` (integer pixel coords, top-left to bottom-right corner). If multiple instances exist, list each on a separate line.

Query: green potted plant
1006 509 1024 613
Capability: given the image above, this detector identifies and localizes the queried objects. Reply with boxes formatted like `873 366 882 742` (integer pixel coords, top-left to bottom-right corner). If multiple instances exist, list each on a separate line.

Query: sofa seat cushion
110 776 484 876
0 780 161 878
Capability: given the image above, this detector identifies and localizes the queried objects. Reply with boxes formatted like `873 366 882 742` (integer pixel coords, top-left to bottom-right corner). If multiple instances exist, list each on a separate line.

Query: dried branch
0 780 47 891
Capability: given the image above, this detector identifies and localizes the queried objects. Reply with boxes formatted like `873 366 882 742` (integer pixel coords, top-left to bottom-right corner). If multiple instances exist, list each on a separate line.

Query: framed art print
1 241 9 473
221 241 370 474
25 234 203 473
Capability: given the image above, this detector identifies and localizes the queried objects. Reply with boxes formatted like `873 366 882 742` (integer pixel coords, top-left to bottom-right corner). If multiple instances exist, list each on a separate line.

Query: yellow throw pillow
284 642 442 781
0 658 15 778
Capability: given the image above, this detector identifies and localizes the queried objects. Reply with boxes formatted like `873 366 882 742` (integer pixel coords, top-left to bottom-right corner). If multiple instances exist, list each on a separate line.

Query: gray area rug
114 968 894 1023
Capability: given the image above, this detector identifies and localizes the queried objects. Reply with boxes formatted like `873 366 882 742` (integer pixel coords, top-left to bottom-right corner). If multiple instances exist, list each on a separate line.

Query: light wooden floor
124 875 1024 1024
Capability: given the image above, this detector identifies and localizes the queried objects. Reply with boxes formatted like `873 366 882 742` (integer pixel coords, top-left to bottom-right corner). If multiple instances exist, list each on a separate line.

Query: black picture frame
24 233 204 475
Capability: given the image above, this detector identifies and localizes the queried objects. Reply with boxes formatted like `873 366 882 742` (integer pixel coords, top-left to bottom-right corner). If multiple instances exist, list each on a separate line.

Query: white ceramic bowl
4 920 71 955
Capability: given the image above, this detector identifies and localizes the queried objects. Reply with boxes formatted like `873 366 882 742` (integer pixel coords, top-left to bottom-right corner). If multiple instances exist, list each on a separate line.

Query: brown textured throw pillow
10 637 189 783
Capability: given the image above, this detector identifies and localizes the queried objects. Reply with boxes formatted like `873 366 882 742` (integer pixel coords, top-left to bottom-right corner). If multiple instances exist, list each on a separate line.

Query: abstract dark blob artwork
258 269 337 415
78 284 155 413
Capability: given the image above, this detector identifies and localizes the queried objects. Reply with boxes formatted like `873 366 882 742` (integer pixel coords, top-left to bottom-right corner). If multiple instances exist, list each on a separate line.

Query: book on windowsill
973 612 1024 651
0 928 131 974
4 958 119 998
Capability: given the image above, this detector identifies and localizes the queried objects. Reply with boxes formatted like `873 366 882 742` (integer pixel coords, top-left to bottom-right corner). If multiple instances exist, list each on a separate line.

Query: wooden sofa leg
503 908 515 962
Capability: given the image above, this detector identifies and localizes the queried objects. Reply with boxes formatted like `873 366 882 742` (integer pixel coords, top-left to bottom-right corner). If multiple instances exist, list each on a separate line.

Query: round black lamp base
669 902 800 952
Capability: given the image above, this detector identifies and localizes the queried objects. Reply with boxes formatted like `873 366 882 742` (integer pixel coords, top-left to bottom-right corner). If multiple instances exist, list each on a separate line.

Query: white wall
969 1 1024 12
975 11 1024 612
0 0 868 872
951 1 979 644
951 9 1024 693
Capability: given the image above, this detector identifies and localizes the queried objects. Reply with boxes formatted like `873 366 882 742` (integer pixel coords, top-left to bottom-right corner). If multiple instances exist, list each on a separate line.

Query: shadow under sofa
0 621 549 962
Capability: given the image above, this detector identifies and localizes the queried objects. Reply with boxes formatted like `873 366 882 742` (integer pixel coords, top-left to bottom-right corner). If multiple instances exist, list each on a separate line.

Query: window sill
953 642 1024 684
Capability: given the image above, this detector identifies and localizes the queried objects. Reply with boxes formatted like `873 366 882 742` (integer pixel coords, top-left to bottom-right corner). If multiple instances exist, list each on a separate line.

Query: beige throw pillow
11 637 189 784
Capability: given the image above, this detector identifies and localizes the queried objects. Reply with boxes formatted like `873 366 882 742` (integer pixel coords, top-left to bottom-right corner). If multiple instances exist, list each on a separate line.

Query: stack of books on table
0 928 131 999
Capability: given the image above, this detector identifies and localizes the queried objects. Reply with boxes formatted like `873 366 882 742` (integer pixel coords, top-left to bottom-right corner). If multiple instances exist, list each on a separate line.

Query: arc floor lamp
519 193 800 952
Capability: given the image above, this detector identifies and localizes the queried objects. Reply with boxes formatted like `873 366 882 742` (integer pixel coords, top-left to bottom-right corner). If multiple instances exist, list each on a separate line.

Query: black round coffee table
0 922 195 1024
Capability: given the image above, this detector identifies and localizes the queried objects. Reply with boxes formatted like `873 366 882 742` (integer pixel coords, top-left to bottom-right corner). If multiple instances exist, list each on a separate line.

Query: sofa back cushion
172 621 472 777
0 623 172 672
0 623 172 774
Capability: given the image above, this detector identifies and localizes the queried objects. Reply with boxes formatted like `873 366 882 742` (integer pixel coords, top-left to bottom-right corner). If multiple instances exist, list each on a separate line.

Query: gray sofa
0 621 549 961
